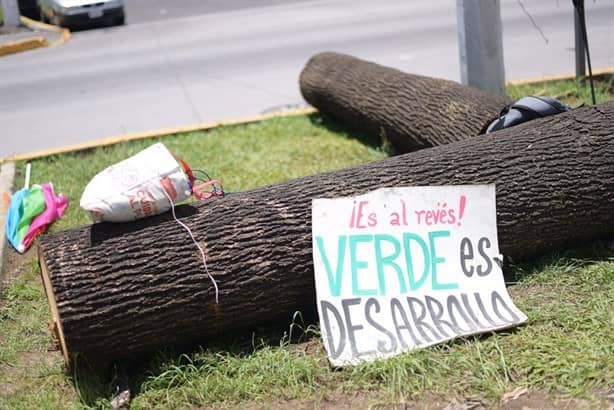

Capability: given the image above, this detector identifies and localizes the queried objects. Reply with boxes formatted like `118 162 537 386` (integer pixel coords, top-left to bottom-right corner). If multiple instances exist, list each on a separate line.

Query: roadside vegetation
507 73 613 105
1 76 613 409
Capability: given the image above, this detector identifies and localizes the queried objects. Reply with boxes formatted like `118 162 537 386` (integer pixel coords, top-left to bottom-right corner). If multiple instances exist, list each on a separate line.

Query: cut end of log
38 246 71 368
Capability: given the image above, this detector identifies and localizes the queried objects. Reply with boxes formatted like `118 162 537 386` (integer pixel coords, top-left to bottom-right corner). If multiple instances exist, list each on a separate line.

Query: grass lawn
1 77 613 409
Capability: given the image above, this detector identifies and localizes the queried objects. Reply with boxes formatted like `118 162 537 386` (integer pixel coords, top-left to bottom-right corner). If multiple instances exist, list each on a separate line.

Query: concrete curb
20 16 71 47
0 16 71 57
0 163 16 286
508 66 614 86
3 107 317 161
0 36 49 57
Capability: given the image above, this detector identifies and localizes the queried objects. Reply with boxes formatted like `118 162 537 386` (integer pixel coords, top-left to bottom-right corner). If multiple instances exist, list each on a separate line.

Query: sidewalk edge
21 16 71 47
0 36 49 57
508 66 614 86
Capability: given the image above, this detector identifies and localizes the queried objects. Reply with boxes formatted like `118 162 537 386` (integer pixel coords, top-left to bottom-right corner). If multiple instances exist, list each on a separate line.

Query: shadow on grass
70 309 321 407
503 238 614 283
307 112 395 155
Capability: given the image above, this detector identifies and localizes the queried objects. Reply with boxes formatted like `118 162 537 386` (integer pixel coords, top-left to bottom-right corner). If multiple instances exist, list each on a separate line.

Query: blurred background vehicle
17 0 39 19
37 0 124 28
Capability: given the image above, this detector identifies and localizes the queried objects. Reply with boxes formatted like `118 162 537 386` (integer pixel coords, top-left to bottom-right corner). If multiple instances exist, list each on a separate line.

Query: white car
38 0 125 28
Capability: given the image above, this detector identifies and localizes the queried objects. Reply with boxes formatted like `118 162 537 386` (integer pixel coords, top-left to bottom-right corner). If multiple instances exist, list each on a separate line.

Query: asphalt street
0 0 612 159
123 0 312 24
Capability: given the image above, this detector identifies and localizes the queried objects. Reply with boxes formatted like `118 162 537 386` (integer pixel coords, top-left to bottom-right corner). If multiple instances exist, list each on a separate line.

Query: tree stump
300 52 510 153
39 103 614 364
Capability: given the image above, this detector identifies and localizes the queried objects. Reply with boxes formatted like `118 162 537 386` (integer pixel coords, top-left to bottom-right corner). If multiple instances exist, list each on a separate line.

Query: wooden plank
38 247 70 368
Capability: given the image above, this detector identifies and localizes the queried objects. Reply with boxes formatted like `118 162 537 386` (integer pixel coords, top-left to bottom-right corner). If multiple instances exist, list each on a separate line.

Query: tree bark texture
300 52 511 153
39 103 614 362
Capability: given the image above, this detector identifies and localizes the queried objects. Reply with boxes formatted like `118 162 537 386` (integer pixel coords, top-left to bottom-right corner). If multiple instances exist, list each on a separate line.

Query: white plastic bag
80 143 192 223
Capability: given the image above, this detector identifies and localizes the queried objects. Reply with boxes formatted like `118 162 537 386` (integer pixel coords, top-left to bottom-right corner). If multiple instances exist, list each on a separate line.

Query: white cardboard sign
312 185 527 366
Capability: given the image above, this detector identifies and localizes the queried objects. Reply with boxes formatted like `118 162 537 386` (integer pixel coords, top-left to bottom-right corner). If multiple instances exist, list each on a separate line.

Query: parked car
17 0 40 20
38 0 125 28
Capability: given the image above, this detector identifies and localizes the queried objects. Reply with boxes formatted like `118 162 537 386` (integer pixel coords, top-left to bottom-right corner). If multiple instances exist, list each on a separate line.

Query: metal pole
456 0 506 95
574 0 596 105
0 0 21 27
574 3 586 84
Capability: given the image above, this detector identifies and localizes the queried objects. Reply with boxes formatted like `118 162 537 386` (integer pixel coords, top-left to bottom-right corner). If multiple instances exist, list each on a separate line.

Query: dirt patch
0 351 60 395
499 388 612 409
195 388 612 410
1 244 37 289
508 282 559 307
0 243 62 398
0 363 20 396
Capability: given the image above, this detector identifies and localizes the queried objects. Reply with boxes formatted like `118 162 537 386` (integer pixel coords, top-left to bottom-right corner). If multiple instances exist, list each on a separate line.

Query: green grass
507 73 614 106
17 114 387 232
1 78 613 409
0 261 76 409
0 259 49 365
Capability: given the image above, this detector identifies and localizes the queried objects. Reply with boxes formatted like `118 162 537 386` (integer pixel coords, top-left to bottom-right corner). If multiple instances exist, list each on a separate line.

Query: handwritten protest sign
312 185 527 366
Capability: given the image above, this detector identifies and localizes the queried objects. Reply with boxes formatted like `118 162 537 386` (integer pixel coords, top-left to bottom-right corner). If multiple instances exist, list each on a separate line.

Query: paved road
0 0 612 159
123 0 313 24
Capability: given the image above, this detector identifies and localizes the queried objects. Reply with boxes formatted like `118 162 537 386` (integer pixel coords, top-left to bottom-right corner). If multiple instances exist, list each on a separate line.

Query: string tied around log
161 188 220 304
191 169 225 200
175 157 225 200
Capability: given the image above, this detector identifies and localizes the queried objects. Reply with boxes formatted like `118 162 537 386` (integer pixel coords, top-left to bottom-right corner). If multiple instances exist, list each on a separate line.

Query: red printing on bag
128 189 157 219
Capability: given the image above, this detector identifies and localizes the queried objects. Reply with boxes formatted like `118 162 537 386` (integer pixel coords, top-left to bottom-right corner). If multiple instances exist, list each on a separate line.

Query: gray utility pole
574 3 586 84
1 0 21 27
456 0 506 95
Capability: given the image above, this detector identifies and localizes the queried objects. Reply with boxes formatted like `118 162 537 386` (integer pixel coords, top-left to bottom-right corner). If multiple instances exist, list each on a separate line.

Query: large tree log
300 52 510 152
39 103 614 363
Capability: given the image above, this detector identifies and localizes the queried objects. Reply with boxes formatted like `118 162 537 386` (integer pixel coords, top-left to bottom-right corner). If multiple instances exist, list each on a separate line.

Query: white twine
162 188 219 304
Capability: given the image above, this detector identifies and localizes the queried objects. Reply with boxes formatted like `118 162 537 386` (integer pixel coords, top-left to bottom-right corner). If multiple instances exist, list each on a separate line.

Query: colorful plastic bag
15 185 46 247
22 183 69 250
6 164 68 253
6 188 29 252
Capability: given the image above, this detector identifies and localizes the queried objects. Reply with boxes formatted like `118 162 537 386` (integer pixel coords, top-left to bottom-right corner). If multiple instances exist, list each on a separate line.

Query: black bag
486 96 571 134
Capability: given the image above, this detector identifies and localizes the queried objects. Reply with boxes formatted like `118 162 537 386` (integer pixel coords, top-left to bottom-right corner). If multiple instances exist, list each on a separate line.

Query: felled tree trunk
39 103 614 364
300 52 510 153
